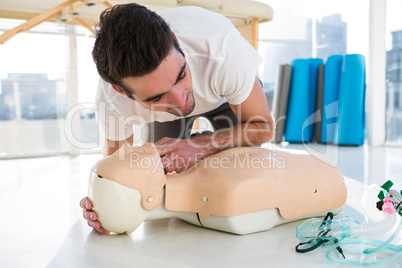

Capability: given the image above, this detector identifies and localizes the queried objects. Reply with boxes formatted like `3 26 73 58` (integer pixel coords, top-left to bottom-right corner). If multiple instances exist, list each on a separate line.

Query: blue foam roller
334 54 366 145
285 58 322 143
321 55 343 143
285 59 310 142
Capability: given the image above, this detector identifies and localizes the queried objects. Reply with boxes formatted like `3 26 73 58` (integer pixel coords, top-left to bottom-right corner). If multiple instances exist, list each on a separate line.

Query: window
0 19 99 157
258 0 369 95
385 0 402 145
76 35 103 152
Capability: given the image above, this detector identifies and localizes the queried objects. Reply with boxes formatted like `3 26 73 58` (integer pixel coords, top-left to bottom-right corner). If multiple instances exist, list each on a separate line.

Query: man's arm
216 76 274 147
156 76 274 173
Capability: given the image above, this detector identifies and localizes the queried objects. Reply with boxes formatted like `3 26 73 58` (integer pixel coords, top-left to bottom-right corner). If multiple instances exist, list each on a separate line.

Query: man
81 3 274 233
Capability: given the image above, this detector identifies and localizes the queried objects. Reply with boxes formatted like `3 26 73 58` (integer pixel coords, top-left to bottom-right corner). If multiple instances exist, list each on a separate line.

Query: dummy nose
169 86 187 108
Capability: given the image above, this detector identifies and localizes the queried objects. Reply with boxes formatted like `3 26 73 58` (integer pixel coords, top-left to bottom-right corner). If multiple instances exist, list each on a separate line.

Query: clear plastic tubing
340 197 396 239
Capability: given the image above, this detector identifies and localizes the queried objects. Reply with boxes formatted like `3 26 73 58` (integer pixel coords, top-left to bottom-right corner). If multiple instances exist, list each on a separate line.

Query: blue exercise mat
285 58 323 143
321 55 343 143
334 54 366 145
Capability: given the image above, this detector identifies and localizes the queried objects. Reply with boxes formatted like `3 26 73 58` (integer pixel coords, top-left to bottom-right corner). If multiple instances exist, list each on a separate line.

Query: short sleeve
213 29 263 105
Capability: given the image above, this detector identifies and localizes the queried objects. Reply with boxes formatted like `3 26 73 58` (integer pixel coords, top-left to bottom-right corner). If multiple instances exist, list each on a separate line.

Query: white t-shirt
96 6 262 141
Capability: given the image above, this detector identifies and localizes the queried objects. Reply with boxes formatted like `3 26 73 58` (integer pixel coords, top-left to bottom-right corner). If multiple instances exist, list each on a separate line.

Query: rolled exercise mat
285 58 323 143
314 64 325 143
334 54 366 145
308 58 324 141
321 55 343 144
271 64 292 143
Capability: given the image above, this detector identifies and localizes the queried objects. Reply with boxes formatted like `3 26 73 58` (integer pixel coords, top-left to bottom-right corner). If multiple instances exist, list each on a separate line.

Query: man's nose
169 86 186 107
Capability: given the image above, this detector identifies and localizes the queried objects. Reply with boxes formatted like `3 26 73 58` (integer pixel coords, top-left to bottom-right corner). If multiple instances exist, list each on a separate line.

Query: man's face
121 48 195 117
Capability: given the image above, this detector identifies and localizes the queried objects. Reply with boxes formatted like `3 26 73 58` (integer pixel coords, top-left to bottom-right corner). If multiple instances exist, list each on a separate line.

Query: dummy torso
88 144 347 235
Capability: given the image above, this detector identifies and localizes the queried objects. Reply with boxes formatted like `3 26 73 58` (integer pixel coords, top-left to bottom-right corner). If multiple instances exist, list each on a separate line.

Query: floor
1 143 402 268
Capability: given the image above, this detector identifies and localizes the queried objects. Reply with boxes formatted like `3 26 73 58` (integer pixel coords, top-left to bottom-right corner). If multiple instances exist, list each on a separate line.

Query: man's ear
172 31 179 43
111 85 125 95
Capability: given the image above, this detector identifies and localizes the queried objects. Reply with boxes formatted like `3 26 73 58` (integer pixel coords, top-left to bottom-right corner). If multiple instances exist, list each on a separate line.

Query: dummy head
88 143 166 233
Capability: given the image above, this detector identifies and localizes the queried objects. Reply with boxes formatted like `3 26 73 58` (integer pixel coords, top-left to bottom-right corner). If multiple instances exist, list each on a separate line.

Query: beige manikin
88 143 347 235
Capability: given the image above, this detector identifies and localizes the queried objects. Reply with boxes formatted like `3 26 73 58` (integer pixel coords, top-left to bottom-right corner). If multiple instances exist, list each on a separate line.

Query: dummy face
121 48 195 117
89 143 167 233
88 171 151 233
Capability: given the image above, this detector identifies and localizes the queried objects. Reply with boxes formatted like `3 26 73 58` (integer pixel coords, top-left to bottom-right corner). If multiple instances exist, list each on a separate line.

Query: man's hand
80 197 104 233
156 133 216 173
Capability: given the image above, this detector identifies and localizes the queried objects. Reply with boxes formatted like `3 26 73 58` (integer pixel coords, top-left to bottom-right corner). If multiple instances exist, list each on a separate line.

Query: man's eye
178 71 186 81
151 96 162 103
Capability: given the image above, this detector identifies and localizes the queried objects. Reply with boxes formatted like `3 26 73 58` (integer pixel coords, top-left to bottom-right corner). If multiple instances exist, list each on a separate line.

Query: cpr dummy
88 143 347 235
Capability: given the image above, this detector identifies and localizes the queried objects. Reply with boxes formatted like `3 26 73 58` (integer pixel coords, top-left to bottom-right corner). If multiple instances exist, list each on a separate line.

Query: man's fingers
79 197 92 210
87 219 102 232
80 196 104 233
175 158 194 173
161 155 169 166
79 197 86 209
164 157 177 173
83 210 98 221
165 155 188 173
87 220 104 233
175 165 187 174
157 145 171 156
161 152 178 168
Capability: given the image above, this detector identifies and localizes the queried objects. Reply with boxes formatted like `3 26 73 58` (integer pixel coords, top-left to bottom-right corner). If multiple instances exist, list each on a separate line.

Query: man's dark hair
92 3 183 98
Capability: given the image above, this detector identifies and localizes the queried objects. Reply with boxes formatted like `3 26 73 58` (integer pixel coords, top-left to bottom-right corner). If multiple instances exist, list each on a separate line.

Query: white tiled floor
1 144 402 268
